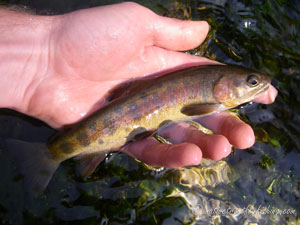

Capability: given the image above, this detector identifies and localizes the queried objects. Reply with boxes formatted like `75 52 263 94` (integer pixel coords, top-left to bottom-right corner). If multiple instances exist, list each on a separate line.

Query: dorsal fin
105 77 158 103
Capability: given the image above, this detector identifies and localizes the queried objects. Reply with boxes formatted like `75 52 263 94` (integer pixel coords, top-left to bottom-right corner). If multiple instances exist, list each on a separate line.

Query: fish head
214 67 271 108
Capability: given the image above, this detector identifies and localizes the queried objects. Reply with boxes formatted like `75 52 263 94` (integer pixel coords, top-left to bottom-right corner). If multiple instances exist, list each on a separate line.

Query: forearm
0 8 55 113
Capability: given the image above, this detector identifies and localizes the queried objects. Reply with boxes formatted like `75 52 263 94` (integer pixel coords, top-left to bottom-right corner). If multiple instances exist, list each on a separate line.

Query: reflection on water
0 0 300 224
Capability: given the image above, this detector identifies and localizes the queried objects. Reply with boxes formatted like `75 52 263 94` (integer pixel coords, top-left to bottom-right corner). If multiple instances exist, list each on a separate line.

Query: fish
6 65 270 194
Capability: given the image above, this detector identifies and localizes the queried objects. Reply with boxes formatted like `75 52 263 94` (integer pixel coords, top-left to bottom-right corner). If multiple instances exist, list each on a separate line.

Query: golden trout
7 65 270 194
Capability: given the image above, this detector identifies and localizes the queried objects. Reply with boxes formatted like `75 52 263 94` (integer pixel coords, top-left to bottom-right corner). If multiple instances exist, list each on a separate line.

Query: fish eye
247 74 259 87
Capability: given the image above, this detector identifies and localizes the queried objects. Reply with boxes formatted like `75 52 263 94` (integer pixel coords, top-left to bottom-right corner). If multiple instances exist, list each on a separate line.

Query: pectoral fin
181 103 221 116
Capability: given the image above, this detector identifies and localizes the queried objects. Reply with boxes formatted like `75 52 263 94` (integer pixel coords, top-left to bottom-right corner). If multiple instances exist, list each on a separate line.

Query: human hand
26 2 214 127
1 3 277 168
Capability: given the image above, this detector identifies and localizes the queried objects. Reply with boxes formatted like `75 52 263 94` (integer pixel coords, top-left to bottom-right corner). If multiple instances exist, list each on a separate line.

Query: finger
196 112 255 149
152 16 210 51
158 123 232 160
121 137 202 168
253 85 277 104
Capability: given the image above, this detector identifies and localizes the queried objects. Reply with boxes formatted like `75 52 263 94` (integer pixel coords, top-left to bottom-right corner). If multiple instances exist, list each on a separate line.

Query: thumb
151 16 210 51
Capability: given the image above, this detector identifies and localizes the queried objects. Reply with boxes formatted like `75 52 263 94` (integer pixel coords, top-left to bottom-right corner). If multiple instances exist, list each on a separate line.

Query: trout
7 65 270 194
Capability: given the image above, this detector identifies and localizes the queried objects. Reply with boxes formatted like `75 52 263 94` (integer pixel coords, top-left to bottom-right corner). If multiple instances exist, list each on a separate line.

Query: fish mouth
247 83 270 103
257 82 270 96
224 81 271 108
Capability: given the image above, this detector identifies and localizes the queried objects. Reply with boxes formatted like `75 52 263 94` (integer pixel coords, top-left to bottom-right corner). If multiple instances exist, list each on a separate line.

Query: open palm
29 2 211 127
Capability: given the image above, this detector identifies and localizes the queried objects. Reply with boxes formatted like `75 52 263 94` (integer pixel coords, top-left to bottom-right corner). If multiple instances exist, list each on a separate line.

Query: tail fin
5 139 59 195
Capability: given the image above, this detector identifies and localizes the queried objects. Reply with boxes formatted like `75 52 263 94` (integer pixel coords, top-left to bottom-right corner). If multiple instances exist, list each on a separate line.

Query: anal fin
75 152 107 177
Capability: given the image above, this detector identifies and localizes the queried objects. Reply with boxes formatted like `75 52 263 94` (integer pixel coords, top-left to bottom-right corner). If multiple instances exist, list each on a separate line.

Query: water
0 0 299 224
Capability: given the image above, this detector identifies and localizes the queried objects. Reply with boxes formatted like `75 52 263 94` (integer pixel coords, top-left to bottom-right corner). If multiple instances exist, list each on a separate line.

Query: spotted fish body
49 67 220 161
49 65 270 163
8 65 270 194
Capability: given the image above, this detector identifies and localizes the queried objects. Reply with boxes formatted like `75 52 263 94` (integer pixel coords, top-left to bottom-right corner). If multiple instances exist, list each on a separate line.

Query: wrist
0 9 60 115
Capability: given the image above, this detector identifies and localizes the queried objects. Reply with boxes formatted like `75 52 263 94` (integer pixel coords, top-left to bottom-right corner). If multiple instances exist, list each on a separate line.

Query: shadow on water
0 0 300 224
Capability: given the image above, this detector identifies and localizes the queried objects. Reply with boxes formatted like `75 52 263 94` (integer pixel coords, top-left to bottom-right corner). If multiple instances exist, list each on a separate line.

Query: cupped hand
25 2 277 168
